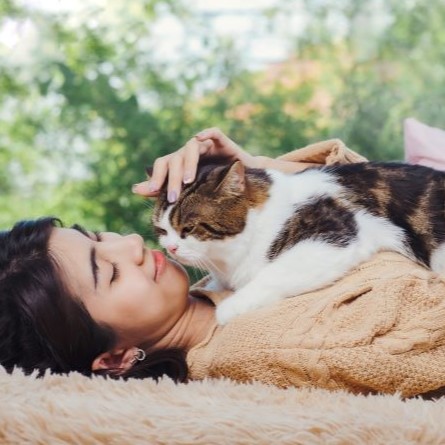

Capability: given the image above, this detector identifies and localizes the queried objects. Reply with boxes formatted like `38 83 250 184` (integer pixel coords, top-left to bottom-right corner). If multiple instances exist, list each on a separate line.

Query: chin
167 258 190 286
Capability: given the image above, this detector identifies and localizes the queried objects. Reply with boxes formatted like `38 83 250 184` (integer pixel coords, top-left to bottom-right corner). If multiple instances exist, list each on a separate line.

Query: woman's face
49 227 190 349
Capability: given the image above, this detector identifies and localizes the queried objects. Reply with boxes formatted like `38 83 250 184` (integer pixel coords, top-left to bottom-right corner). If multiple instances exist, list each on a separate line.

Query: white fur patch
430 243 445 274
216 215 407 325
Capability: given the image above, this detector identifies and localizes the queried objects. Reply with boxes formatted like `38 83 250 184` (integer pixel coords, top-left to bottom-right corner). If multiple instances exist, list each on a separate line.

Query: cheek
115 280 154 317
178 237 207 254
164 259 190 298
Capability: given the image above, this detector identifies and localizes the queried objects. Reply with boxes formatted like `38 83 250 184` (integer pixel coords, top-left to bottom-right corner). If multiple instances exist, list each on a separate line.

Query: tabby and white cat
151 159 445 325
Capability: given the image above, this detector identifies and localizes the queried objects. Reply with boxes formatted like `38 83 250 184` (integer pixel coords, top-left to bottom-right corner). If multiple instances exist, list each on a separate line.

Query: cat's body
152 160 445 324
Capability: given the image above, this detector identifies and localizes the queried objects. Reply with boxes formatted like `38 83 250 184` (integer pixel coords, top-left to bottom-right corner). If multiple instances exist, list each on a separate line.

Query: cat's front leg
215 285 280 325
215 240 363 325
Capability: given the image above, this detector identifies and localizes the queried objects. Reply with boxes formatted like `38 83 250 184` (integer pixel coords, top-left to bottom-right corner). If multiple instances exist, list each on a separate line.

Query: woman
0 128 313 381
1 129 445 398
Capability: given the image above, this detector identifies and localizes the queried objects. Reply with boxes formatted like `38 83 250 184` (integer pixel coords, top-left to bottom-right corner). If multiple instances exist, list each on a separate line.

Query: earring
130 348 146 365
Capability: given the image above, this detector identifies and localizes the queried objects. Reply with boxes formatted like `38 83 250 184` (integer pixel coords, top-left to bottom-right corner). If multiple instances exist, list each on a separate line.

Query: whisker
179 253 210 281
194 261 210 284
194 258 209 280
191 267 199 283
201 257 224 277
143 200 155 209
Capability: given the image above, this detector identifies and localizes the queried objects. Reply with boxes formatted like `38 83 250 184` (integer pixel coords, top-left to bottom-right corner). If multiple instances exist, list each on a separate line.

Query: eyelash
111 263 120 284
93 231 119 284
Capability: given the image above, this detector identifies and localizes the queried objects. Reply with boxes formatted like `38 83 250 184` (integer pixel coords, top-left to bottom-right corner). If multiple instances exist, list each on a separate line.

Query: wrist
250 155 272 169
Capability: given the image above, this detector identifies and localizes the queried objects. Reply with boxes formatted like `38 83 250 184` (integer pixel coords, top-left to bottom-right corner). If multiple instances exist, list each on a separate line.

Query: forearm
254 138 367 173
254 156 319 173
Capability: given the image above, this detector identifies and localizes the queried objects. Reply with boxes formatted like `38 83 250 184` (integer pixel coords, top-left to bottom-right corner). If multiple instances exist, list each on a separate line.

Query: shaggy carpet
1 367 445 444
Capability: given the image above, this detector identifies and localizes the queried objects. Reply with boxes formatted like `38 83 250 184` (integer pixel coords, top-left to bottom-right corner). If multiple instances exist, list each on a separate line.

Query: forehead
153 190 170 222
158 206 173 229
152 171 214 223
50 226 93 250
49 228 93 296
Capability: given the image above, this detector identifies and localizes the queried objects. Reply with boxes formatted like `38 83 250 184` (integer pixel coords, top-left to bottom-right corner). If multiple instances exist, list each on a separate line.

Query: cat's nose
167 244 178 255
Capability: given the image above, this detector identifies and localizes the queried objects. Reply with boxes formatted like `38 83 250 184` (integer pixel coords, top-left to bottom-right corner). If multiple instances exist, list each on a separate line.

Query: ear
215 161 246 195
91 347 139 373
145 165 154 177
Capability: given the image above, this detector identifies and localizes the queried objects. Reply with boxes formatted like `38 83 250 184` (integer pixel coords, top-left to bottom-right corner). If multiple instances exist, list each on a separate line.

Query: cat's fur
151 160 445 325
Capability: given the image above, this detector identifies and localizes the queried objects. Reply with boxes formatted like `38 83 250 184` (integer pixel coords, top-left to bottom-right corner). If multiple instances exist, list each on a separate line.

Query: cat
150 159 445 325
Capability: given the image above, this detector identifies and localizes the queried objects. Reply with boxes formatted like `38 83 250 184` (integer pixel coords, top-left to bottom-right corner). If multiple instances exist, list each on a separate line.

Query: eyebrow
90 247 99 289
71 224 99 290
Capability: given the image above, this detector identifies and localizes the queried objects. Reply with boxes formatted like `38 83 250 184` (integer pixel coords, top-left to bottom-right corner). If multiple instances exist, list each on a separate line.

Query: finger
150 156 171 193
166 154 184 203
182 138 213 184
195 127 232 147
131 181 160 197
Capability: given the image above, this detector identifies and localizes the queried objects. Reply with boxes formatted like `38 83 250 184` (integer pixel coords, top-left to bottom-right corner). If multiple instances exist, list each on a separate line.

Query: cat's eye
181 226 194 238
154 226 167 237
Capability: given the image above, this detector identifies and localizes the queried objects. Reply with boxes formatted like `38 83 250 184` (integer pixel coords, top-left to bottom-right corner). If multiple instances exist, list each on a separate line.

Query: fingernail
168 191 177 203
132 183 148 193
148 182 159 193
183 171 193 184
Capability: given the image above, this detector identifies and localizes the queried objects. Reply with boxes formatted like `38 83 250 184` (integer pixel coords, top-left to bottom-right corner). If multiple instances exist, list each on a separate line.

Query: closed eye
199 223 214 232
93 231 119 285
154 226 167 237
110 262 120 284
181 226 194 238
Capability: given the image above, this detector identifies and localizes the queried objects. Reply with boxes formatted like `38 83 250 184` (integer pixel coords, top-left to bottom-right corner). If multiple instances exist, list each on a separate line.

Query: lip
152 250 166 282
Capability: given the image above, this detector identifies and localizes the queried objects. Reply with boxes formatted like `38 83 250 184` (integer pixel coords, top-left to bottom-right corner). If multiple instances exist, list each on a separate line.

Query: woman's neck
148 295 216 353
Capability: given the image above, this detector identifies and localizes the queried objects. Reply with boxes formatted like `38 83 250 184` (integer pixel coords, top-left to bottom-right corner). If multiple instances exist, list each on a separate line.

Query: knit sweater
186 139 445 398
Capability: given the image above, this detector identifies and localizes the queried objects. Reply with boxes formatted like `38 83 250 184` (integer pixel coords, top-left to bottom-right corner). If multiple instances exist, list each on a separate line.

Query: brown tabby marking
269 162 445 268
153 162 271 241
268 197 357 260
264 162 445 266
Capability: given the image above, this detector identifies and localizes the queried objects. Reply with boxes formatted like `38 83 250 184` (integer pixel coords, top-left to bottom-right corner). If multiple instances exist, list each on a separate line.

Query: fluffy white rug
1 367 444 444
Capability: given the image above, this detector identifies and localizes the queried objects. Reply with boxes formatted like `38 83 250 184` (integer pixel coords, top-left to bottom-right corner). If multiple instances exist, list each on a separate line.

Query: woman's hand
132 128 258 202
132 127 314 202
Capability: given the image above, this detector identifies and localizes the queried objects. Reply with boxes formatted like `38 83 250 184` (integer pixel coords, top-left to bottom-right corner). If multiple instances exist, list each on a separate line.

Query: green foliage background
1 0 444 243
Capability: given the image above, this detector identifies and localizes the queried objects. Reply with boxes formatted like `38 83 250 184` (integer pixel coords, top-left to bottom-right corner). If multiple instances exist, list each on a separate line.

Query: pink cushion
404 118 445 171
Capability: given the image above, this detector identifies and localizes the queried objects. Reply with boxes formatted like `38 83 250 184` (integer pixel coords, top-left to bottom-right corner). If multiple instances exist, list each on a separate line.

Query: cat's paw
215 294 258 325
215 298 242 325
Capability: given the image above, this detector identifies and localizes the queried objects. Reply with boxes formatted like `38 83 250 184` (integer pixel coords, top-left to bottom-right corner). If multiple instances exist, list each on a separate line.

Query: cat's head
149 159 263 268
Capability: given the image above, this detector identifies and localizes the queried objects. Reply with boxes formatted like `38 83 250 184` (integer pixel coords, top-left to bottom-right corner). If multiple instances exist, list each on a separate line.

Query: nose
100 233 145 264
167 244 178 255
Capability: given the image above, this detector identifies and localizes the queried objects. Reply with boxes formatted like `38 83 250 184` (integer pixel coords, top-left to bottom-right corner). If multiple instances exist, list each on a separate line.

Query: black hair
0 217 187 382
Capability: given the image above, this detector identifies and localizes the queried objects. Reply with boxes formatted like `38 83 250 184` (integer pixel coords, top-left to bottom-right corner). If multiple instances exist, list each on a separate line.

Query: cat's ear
216 161 246 195
145 165 154 177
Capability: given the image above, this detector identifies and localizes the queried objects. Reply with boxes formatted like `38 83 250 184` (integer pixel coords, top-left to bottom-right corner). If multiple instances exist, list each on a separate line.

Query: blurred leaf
1 0 444 239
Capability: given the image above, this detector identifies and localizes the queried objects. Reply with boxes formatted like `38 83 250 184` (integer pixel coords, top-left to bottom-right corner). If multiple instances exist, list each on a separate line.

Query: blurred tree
0 0 444 240
0 0 244 236
293 0 445 159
